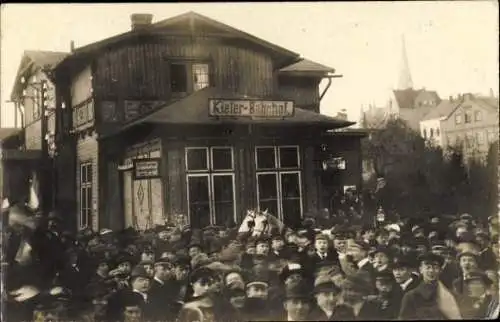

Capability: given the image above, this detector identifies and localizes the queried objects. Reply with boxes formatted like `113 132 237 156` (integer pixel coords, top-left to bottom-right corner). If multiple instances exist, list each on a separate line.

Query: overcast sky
1 2 498 127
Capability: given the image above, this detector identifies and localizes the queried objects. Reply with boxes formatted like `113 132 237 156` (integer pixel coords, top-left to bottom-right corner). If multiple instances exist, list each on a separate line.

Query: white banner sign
209 99 294 118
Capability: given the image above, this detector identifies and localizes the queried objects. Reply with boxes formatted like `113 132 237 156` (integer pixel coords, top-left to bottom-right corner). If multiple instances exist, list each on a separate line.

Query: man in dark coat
149 256 179 321
398 253 462 320
391 256 419 293
309 233 339 277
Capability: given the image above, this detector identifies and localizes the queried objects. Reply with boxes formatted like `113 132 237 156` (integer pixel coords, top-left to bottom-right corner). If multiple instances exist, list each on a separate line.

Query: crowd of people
2 198 500 321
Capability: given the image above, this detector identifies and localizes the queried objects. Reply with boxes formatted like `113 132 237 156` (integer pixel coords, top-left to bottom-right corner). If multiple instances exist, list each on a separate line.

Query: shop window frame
185 146 236 226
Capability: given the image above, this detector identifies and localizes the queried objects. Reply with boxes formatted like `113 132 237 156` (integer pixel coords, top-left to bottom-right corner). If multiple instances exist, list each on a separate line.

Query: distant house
388 88 441 131
419 98 460 147
442 93 499 160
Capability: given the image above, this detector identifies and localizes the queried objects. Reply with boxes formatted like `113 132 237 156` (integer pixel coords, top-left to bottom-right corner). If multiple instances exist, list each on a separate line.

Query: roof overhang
100 87 354 139
0 149 41 161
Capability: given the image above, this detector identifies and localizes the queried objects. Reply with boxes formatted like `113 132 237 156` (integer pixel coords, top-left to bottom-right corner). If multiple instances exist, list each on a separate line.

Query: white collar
400 277 413 290
358 257 370 268
154 277 164 285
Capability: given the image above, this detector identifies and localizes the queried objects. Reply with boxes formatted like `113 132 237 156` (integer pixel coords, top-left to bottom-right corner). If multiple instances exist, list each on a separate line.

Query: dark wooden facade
52 12 363 231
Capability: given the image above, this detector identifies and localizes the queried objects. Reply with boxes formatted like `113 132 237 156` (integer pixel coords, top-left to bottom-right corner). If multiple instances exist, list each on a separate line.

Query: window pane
212 148 233 170
282 199 302 229
256 147 276 169
281 173 301 199
87 165 93 183
259 200 279 219
187 148 208 171
213 175 234 202
192 64 210 92
86 188 92 227
213 175 234 225
188 176 210 228
171 63 188 93
279 147 299 168
258 173 278 200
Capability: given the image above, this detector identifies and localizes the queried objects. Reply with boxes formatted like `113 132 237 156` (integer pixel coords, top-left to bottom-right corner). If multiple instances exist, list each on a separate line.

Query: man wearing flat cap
149 256 178 321
452 246 481 296
242 270 272 321
457 271 499 319
398 253 462 320
280 279 314 321
309 274 354 320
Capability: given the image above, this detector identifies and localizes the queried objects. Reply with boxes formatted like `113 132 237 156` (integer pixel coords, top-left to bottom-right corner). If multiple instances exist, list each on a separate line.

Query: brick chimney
131 13 153 31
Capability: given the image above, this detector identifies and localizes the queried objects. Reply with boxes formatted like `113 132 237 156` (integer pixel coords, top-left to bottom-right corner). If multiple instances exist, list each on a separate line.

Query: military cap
418 252 444 267
464 271 493 286
411 225 424 234
392 256 411 269
99 228 113 236
313 274 341 294
314 233 329 242
246 270 270 288
460 213 473 221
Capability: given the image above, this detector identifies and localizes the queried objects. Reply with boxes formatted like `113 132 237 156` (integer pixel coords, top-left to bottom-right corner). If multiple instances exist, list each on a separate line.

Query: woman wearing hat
177 266 220 322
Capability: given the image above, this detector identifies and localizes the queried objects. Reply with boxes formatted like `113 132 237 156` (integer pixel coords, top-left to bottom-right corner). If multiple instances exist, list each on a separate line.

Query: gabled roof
392 88 440 110
58 11 300 70
473 96 499 112
422 99 461 121
100 87 354 138
279 58 335 75
10 50 69 101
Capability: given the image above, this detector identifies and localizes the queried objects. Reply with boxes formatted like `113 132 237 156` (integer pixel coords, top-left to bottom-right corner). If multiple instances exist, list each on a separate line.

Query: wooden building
39 12 365 231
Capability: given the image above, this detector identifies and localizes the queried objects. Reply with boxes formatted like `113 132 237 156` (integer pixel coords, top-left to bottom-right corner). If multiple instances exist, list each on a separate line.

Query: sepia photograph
1 2 499 321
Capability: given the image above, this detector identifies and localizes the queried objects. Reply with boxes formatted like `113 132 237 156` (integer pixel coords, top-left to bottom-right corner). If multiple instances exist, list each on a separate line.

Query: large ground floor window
255 146 303 228
79 161 93 228
122 141 163 231
186 146 236 228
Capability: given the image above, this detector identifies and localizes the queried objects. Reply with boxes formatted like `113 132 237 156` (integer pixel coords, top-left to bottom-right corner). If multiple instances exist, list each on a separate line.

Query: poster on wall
133 158 161 180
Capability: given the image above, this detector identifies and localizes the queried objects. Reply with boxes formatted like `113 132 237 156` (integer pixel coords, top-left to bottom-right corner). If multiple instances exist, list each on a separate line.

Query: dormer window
170 61 211 94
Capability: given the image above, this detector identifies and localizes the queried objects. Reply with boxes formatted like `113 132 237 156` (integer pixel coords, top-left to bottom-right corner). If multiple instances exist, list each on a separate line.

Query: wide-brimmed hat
284 280 312 300
341 273 372 294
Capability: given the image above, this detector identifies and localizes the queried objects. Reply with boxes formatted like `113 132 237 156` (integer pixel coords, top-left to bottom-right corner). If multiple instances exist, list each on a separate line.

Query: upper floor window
170 61 211 94
455 113 462 124
464 111 472 123
474 110 482 122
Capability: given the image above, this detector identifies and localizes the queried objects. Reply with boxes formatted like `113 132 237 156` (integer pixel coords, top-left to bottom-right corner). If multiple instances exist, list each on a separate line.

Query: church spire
398 34 413 90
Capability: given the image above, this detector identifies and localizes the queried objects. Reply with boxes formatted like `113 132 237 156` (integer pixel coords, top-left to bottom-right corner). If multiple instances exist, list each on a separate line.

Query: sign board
322 157 346 171
133 158 161 180
208 99 294 118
